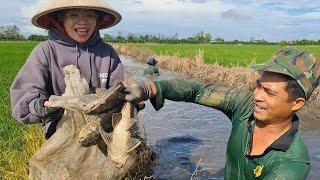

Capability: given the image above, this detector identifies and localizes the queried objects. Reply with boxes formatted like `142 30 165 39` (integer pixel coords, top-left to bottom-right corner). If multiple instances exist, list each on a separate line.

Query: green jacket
143 66 159 76
150 79 310 180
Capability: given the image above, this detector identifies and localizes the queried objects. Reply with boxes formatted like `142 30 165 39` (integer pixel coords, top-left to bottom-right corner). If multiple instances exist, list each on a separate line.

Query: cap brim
250 63 295 78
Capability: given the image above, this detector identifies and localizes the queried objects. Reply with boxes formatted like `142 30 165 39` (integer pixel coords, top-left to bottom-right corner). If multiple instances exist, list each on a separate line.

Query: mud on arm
151 79 254 124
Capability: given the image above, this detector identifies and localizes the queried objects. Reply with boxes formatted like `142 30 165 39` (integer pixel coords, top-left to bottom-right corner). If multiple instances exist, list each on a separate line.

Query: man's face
253 72 295 123
63 9 98 43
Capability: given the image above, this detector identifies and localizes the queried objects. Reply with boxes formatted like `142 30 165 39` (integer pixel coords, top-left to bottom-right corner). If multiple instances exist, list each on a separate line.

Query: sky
0 0 320 42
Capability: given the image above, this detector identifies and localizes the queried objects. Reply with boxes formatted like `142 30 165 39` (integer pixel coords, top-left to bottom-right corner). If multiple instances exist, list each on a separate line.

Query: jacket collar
268 114 299 151
246 114 299 158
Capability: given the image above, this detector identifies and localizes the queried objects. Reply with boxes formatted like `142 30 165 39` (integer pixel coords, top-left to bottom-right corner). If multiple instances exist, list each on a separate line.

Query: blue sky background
0 0 319 42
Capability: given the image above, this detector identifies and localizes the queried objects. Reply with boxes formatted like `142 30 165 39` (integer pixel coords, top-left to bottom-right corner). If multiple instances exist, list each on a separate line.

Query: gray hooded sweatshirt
10 29 124 138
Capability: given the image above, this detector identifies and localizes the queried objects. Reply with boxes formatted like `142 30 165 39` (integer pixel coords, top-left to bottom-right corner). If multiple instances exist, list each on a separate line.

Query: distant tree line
103 32 320 45
104 33 320 45
1 25 320 45
0 25 26 40
0 25 47 41
104 31 213 44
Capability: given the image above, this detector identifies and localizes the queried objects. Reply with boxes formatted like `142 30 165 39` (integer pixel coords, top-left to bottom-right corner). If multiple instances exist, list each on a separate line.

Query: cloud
20 0 50 19
1 0 320 41
177 0 213 3
221 9 253 20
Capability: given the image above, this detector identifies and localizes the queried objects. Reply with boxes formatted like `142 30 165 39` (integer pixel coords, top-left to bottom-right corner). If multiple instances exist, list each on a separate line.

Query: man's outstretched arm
123 79 254 122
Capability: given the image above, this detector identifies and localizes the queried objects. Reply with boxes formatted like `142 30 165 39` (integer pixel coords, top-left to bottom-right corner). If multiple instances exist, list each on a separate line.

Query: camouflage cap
251 47 320 100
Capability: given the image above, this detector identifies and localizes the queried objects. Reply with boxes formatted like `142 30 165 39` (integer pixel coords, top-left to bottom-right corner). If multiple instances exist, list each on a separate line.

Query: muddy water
122 56 320 179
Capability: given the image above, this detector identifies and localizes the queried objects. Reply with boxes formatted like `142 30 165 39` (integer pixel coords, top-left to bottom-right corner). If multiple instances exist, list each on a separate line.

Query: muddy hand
34 99 62 118
123 79 153 103
84 83 125 115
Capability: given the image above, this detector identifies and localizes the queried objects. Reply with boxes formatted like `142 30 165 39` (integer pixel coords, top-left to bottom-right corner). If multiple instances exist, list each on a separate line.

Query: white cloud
19 0 50 35
0 0 320 41
20 0 50 19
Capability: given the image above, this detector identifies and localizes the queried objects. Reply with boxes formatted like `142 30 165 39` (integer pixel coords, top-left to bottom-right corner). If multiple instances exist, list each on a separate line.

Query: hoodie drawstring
75 45 94 93
75 44 80 69
87 47 94 92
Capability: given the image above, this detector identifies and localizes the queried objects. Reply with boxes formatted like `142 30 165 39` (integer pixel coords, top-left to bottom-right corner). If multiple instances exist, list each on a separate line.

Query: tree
103 33 113 42
0 25 25 40
279 40 288 46
116 31 125 42
214 37 224 43
28 34 48 41
127 33 137 43
5 25 21 40
204 33 212 43
195 31 205 43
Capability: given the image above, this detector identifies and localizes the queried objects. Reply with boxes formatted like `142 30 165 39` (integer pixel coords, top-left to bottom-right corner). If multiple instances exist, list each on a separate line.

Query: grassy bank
122 43 320 67
0 41 45 179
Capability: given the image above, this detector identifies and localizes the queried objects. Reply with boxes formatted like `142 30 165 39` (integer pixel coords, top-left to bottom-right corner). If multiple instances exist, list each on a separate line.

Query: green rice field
126 43 320 67
0 41 44 179
0 41 319 178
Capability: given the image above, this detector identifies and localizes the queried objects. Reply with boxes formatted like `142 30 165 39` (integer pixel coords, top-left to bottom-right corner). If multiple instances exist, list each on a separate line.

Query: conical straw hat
32 0 122 30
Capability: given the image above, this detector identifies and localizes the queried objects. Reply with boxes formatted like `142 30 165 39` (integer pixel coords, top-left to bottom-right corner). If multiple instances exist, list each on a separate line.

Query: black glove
34 98 61 118
123 79 153 103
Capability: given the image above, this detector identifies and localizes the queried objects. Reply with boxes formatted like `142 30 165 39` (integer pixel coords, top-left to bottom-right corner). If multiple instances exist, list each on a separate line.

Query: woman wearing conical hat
10 0 124 139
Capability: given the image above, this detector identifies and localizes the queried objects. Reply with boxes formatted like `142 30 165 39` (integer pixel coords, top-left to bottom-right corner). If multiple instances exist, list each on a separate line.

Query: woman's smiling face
62 9 98 43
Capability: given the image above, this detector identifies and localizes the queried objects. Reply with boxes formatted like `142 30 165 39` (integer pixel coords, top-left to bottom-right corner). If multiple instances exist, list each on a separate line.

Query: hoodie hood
48 28 102 47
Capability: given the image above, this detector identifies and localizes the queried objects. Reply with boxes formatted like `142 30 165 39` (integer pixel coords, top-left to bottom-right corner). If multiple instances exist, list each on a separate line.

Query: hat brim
32 3 121 30
250 63 295 79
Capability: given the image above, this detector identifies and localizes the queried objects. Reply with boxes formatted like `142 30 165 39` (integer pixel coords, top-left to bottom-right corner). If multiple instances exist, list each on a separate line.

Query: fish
49 82 124 115
100 102 142 169
49 78 125 147
77 105 122 147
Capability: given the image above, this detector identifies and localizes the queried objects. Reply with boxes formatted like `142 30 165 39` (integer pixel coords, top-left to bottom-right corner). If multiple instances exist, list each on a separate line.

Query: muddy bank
114 44 320 129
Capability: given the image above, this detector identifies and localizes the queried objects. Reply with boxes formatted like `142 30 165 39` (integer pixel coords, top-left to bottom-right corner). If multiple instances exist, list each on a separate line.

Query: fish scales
100 102 142 169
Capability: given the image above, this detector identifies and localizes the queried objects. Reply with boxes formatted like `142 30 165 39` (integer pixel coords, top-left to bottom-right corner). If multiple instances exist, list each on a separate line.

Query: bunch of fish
49 70 142 170
30 65 149 180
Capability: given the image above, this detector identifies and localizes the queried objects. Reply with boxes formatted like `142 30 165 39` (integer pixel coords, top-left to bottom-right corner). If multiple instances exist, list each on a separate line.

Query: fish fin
112 113 122 128
126 117 139 132
128 123 139 134
89 115 101 122
126 138 141 153
99 127 112 146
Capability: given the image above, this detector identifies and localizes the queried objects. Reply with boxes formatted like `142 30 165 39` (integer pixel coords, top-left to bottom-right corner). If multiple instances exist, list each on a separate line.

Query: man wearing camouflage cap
123 47 319 179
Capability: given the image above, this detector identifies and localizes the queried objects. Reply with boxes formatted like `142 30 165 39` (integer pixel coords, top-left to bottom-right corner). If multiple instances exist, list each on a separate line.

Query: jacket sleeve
107 46 124 88
10 43 51 124
263 162 310 180
150 79 254 122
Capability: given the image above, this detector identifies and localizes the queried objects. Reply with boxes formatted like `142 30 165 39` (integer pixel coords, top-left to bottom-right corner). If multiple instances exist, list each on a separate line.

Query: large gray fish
100 102 142 169
49 83 124 115
49 80 125 147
